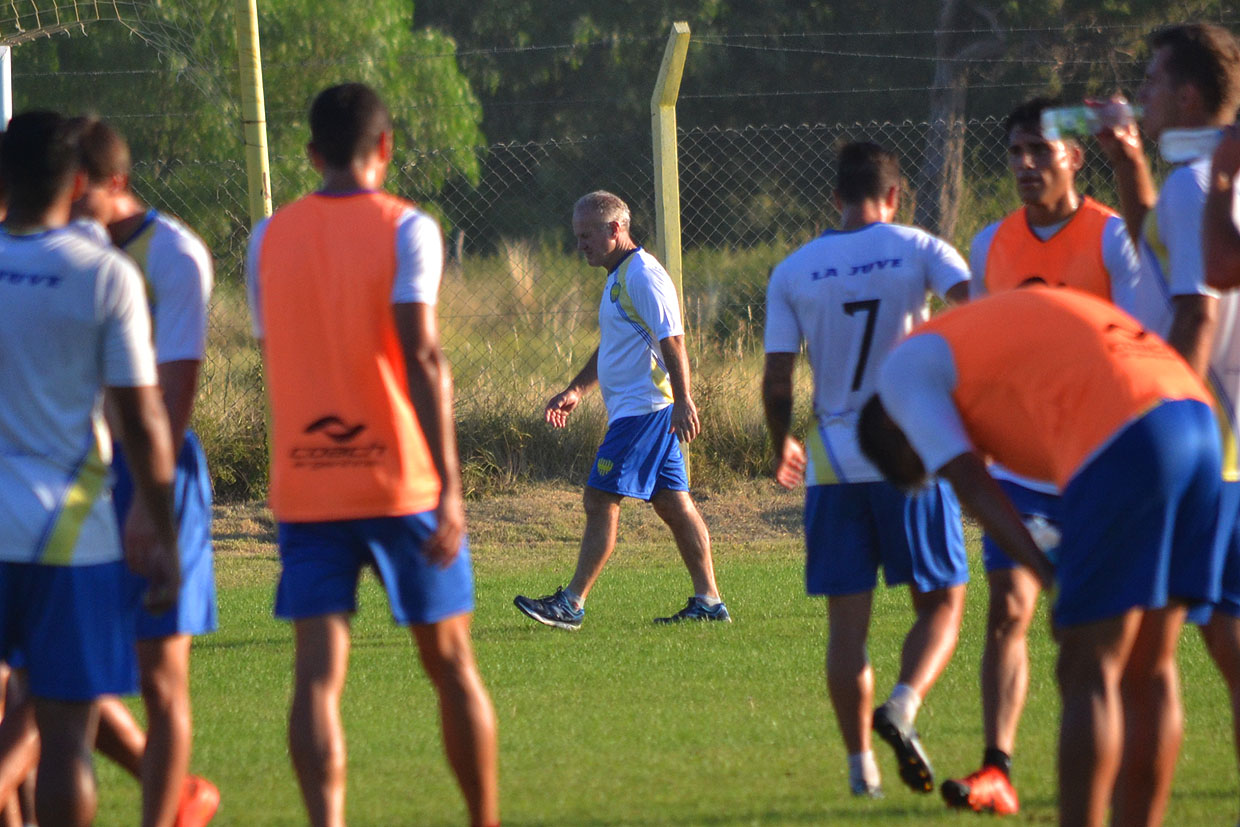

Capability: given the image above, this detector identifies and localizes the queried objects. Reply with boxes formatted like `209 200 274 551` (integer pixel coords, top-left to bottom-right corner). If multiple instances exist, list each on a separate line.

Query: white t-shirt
764 223 969 484
0 225 157 565
246 204 443 338
1144 159 1240 480
121 211 214 364
596 248 684 422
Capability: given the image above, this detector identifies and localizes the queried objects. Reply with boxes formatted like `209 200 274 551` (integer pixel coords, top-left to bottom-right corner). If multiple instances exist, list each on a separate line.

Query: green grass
92 489 1239 825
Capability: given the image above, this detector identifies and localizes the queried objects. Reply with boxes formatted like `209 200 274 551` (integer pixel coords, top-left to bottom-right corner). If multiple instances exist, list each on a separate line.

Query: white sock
885 683 922 728
848 750 881 789
562 587 583 609
695 593 722 606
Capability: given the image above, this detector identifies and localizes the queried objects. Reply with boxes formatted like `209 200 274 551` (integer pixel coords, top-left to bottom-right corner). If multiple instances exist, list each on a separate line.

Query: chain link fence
11 23 1153 500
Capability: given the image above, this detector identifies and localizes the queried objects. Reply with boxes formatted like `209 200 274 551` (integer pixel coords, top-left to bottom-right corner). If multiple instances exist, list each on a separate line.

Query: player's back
768 223 962 413
0 226 142 463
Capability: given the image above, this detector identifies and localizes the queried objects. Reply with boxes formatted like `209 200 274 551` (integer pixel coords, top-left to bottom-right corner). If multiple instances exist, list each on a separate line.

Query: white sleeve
391 210 444 305
627 256 683 340
245 218 269 338
763 266 801 353
919 230 971 299
1102 215 1170 331
100 254 159 388
148 230 213 363
1159 164 1219 299
968 224 999 300
876 333 971 475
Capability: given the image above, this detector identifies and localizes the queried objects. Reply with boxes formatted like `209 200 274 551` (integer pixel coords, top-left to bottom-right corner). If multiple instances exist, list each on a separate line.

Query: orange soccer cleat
175 775 220 827
940 765 1019 815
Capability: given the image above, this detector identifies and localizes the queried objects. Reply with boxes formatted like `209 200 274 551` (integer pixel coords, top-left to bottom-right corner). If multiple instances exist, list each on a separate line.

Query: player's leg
1199 480 1240 818
0 675 37 815
1202 612 1240 807
289 613 351 827
980 566 1040 756
136 634 193 827
32 696 101 827
412 614 499 827
567 485 624 601
1111 604 1186 827
95 695 145 775
826 591 877 782
650 489 725 614
899 584 966 699
1056 610 1141 827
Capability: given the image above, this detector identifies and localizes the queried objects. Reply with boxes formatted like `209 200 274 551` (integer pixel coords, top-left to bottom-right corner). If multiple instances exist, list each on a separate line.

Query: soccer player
761 141 970 798
940 97 1158 815
71 116 220 827
0 110 179 826
857 286 1222 827
247 83 498 827
513 190 729 629
1098 22 1240 824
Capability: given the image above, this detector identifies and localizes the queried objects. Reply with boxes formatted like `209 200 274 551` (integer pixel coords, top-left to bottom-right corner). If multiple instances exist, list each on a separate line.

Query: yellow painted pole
651 21 690 306
235 0 272 225
651 22 691 476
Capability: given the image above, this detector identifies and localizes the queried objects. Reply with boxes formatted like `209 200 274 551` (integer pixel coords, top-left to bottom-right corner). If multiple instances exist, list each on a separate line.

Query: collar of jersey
0 224 60 239
607 246 641 276
820 222 880 236
313 188 380 198
119 208 159 250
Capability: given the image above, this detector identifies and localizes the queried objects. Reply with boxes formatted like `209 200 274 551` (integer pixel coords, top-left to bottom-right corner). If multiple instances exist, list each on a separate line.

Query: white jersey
764 222 969 484
596 247 683 422
246 205 443 338
120 210 214 363
1143 159 1240 480
0 225 157 566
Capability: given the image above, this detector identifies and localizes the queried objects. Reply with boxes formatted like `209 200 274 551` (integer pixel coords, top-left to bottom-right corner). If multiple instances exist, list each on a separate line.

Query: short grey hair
574 190 630 230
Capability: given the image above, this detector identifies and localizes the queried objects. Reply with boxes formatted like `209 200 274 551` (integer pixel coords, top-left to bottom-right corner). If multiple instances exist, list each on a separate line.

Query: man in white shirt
762 142 969 798
514 190 728 629
0 110 178 827
1099 22 1240 826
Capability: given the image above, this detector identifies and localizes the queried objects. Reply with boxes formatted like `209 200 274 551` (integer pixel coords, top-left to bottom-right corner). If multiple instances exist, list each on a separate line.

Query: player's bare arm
944 280 970 306
658 334 701 443
937 452 1054 589
156 359 201 454
394 302 465 568
1167 293 1220 378
545 348 599 428
1096 121 1158 246
1205 124 1240 290
106 383 180 614
761 352 804 489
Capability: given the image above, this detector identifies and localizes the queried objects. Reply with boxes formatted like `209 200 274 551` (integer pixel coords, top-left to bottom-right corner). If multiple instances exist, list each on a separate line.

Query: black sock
983 747 1012 777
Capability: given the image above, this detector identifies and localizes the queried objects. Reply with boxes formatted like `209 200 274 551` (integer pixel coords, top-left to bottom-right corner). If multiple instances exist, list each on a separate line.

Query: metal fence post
235 0 272 226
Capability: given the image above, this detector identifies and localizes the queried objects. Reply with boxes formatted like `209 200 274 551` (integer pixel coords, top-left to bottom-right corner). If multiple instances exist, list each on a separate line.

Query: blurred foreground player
761 142 970 797
858 287 1223 827
0 111 179 826
247 83 498 827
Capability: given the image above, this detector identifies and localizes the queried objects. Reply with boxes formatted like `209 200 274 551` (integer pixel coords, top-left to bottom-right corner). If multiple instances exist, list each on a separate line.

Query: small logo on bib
596 458 614 475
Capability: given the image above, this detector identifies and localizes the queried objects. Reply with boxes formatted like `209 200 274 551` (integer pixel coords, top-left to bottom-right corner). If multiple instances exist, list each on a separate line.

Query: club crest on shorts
596 458 614 475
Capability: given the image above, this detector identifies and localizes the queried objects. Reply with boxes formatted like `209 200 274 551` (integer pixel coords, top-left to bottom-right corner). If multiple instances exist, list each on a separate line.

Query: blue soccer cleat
653 596 732 624
514 587 585 630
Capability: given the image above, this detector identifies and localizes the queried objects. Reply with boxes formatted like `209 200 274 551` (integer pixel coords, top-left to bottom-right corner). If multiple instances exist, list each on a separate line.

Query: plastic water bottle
1040 100 1142 140
1158 127 1224 163
1023 515 1061 564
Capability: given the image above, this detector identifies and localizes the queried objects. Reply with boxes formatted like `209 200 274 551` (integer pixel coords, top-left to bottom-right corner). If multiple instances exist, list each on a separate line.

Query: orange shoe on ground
940 765 1019 814
175 775 220 827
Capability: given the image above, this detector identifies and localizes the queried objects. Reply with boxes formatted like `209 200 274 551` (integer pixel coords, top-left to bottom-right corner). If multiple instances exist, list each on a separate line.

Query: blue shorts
982 480 1063 572
587 407 688 500
1055 399 1223 627
0 561 137 701
804 479 968 596
112 432 217 639
1190 481 1240 624
275 511 474 626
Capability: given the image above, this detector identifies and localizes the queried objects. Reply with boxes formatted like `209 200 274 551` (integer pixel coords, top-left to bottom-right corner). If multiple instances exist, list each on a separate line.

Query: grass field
93 483 1238 825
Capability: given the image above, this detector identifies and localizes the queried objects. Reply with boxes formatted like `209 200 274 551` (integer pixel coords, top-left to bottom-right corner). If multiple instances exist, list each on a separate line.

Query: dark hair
1150 23 1240 118
309 83 394 168
74 116 131 183
857 395 926 490
836 141 900 205
1002 96 1064 141
0 111 86 216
